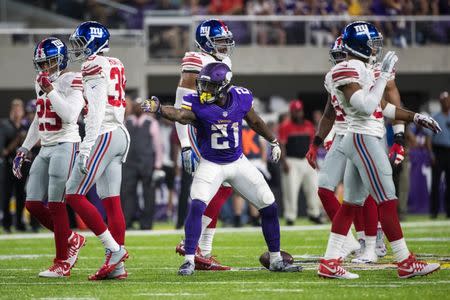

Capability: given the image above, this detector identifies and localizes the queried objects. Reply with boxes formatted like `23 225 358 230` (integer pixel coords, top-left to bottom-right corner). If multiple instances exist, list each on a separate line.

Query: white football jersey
81 55 126 134
324 71 348 136
34 72 83 145
181 51 232 73
329 59 385 138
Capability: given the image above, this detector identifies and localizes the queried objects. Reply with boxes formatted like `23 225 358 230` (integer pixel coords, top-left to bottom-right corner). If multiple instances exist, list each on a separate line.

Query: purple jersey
182 86 253 164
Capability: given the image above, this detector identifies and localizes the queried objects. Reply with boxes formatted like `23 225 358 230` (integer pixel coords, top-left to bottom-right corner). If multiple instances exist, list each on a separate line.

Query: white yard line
134 293 206 297
0 220 449 241
0 280 449 286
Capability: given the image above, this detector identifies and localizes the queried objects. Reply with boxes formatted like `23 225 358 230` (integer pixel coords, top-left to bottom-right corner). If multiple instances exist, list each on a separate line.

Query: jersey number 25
108 67 126 107
36 98 62 131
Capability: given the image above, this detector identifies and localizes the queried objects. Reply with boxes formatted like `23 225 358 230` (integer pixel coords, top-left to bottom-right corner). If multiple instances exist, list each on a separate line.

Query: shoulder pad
81 56 106 77
181 52 203 73
331 60 363 86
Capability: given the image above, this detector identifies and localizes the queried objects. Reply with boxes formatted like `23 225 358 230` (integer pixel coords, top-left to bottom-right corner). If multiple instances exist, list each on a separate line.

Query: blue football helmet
196 62 232 104
329 35 347 65
342 21 383 62
33 37 68 82
195 19 235 60
69 21 110 62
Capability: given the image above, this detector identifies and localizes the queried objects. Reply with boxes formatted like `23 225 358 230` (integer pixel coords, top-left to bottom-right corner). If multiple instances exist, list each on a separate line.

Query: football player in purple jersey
143 62 301 275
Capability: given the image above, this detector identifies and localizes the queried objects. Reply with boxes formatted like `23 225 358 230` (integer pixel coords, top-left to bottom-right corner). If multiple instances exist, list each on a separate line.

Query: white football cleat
39 259 71 278
397 254 440 279
106 262 128 279
375 228 387 257
318 258 359 279
67 232 86 269
341 233 361 259
351 247 378 264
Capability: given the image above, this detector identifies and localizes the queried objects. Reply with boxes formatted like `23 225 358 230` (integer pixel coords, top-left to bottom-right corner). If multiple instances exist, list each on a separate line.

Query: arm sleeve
79 77 107 157
349 76 388 116
47 89 84 123
150 119 163 169
21 116 40 151
175 86 195 148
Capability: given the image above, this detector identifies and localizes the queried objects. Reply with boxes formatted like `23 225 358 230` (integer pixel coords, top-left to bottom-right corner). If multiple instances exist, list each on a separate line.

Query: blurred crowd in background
0 92 448 233
20 0 450 48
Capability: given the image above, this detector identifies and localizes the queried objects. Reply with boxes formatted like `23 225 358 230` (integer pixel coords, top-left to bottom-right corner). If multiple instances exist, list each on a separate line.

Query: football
259 250 294 269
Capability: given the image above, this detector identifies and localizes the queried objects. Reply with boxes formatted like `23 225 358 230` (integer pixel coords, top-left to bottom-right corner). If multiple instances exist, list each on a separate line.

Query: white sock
185 255 195 264
390 238 410 262
364 236 376 255
269 251 282 264
98 230 120 252
198 215 215 257
356 231 365 240
377 222 382 229
324 232 347 259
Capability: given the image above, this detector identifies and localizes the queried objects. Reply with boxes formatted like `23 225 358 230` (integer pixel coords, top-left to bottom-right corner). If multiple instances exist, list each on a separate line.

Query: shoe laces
49 260 67 272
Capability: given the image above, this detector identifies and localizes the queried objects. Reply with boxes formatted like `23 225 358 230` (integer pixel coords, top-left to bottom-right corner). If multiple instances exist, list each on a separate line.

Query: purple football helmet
196 62 232 104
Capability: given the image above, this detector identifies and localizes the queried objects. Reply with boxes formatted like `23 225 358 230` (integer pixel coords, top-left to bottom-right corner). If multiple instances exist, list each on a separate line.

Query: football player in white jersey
317 21 441 279
174 19 236 270
12 37 86 278
66 21 130 280
307 35 400 263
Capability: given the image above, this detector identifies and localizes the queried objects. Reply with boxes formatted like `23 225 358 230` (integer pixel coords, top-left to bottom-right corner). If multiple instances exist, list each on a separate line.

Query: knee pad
256 185 275 209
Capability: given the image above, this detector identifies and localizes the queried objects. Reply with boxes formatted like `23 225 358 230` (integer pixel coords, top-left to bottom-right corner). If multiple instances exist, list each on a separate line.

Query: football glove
36 72 53 92
389 132 406 166
181 147 199 175
12 147 29 179
78 154 89 175
142 96 161 114
324 139 333 151
269 139 281 163
380 51 398 80
306 144 319 169
413 113 442 134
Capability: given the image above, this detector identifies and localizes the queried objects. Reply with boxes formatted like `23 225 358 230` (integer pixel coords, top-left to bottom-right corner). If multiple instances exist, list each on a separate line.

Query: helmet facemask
329 49 347 65
69 35 90 62
34 55 63 82
196 77 229 104
368 36 383 65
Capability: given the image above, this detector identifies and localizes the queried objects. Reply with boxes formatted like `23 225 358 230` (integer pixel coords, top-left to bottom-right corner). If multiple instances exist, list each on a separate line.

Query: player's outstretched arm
381 99 441 133
21 115 40 152
142 96 196 125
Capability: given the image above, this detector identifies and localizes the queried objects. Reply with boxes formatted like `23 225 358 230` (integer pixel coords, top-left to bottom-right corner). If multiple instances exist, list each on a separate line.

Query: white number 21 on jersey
211 122 239 150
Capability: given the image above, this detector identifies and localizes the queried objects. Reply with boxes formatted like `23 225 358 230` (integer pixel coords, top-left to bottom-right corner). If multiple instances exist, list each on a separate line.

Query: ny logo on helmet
354 24 369 33
51 39 64 51
200 26 210 37
90 27 103 38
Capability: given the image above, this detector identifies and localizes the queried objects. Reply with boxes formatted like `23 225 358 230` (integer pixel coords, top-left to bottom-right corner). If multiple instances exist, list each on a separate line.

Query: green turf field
0 220 449 299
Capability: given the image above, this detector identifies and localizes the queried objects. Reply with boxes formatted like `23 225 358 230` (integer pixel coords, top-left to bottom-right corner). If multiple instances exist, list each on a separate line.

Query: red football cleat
196 256 231 271
67 232 86 269
39 259 71 278
175 240 230 271
88 247 129 281
318 258 359 279
397 254 440 279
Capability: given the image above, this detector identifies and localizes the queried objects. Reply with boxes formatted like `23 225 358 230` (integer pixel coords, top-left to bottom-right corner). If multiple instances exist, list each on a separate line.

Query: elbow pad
349 89 373 115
